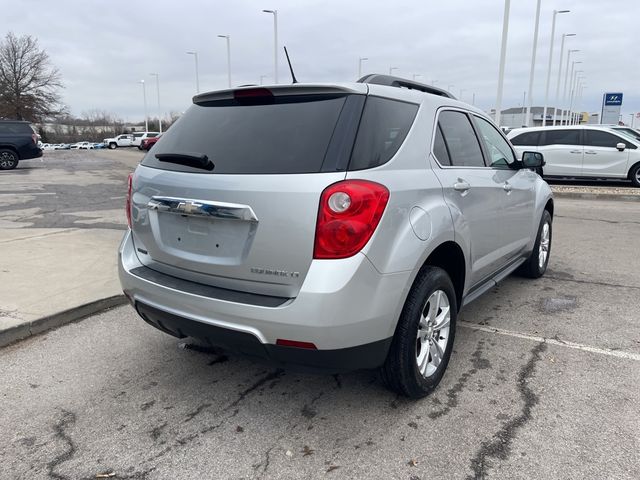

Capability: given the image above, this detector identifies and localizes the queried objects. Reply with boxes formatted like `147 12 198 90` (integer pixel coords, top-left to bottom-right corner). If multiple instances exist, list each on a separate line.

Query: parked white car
507 125 640 187
77 141 94 150
131 132 160 149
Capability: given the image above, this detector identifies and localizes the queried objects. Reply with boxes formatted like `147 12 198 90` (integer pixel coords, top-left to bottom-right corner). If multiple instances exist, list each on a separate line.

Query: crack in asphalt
554 214 640 226
46 410 77 480
428 340 490 419
466 342 548 480
546 275 640 291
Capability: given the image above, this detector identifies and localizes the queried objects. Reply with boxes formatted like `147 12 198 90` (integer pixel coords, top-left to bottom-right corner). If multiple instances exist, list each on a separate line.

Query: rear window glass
142 95 349 174
0 122 34 135
509 131 541 146
348 97 418 170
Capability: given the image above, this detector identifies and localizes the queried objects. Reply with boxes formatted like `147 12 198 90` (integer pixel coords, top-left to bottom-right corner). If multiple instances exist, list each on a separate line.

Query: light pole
472 92 476 105
262 9 278 84
217 35 231 88
389 67 398 75
542 9 570 126
260 75 268 85
561 50 579 124
525 0 542 127
521 91 527 124
495 0 511 126
459 88 466 101
140 80 148 132
568 70 583 125
553 33 576 125
186 51 200 94
564 60 581 124
149 73 162 133
358 57 368 78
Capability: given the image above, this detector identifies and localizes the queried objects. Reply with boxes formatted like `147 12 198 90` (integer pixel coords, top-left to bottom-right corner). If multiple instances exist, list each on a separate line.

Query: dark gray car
119 75 553 398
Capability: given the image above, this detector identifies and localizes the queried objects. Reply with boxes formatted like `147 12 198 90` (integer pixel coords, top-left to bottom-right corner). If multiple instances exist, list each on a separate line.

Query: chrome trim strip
147 196 258 222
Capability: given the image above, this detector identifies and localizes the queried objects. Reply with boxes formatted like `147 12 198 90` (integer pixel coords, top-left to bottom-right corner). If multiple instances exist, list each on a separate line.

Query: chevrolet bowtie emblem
177 201 201 214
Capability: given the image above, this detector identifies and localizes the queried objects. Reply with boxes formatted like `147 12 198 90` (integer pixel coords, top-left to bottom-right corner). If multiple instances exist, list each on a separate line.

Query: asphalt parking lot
1 151 639 479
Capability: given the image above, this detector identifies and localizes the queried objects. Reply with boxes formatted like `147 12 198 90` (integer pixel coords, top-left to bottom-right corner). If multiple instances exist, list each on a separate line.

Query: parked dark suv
0 120 43 170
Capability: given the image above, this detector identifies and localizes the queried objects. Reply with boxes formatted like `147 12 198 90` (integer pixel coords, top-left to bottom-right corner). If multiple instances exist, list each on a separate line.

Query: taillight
126 173 133 228
32 134 37 144
314 180 389 259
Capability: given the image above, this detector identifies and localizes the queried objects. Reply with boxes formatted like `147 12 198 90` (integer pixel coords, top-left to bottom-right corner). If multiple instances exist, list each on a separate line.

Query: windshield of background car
142 94 353 174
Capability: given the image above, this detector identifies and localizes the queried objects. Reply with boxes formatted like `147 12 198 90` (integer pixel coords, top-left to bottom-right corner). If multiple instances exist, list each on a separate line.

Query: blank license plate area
157 213 251 259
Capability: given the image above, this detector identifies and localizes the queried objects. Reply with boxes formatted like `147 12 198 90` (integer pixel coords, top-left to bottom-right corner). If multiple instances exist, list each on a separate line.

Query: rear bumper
119 230 410 372
19 146 42 160
136 301 391 373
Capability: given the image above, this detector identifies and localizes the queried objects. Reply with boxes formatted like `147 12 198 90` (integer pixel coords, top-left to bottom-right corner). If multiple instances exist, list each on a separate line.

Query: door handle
503 182 512 192
453 180 470 192
569 150 582 154
585 151 597 155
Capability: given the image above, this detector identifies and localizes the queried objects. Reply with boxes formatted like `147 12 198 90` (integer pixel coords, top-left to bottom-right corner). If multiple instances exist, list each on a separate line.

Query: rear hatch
130 85 367 298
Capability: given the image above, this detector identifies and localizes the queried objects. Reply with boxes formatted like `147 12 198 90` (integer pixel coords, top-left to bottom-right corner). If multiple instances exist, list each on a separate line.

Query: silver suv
119 75 553 398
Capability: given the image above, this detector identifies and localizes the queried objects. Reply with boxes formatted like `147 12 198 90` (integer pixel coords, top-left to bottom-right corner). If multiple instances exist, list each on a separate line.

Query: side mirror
616 142 626 151
522 151 545 168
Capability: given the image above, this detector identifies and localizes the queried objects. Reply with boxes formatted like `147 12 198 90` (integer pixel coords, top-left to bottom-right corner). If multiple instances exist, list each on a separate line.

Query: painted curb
0 295 128 348
552 191 640 202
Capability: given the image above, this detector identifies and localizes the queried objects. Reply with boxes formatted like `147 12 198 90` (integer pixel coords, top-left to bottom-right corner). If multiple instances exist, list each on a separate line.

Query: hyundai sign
601 92 623 124
604 93 623 106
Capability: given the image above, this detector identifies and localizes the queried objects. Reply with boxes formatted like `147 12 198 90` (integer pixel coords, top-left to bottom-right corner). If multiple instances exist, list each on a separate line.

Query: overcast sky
5 0 640 124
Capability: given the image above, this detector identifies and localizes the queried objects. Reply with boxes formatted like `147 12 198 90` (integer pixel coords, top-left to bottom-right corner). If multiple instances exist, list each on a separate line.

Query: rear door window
509 131 541 146
348 97 419 170
142 94 353 174
432 125 451 166
540 129 581 146
437 110 485 167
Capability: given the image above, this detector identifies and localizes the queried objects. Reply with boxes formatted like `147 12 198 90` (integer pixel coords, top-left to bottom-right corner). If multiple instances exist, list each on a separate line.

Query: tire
517 210 552 278
0 149 19 170
109 143 117 150
630 163 640 188
381 266 457 399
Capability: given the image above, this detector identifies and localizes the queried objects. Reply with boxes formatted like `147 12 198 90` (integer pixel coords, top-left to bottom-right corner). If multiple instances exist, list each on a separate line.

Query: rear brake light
126 173 133 228
314 180 389 259
32 134 37 144
234 87 273 99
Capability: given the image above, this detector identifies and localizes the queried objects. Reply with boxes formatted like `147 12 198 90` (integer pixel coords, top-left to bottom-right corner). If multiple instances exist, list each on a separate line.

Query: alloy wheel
416 290 451 378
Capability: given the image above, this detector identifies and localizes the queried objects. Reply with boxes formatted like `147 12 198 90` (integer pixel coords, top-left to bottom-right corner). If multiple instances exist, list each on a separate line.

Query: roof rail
357 74 456 99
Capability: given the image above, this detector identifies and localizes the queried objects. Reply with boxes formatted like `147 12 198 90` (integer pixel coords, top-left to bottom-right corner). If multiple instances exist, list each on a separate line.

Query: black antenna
283 46 298 84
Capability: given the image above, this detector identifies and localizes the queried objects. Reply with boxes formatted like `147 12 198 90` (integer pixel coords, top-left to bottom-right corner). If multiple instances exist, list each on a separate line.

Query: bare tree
0 32 65 121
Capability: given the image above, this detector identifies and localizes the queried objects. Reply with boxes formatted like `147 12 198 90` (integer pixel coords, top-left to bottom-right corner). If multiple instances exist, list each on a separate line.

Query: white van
508 125 640 187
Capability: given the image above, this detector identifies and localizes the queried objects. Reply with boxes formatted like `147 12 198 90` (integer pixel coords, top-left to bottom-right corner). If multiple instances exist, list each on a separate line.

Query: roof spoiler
357 74 456 99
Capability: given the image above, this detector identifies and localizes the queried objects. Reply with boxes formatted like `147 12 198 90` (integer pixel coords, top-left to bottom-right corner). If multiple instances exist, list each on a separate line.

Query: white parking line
459 321 640 361
0 193 56 196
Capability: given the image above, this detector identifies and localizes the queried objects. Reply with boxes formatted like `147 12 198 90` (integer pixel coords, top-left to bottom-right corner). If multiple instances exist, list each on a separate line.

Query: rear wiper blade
155 152 214 171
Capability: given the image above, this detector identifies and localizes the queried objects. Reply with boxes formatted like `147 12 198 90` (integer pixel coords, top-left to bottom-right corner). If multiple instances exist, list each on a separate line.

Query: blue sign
604 93 623 106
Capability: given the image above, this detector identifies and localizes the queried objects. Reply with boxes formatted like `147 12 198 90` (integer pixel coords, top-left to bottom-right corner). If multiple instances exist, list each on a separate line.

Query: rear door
430 109 505 287
131 87 365 298
537 129 583 176
582 129 633 178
